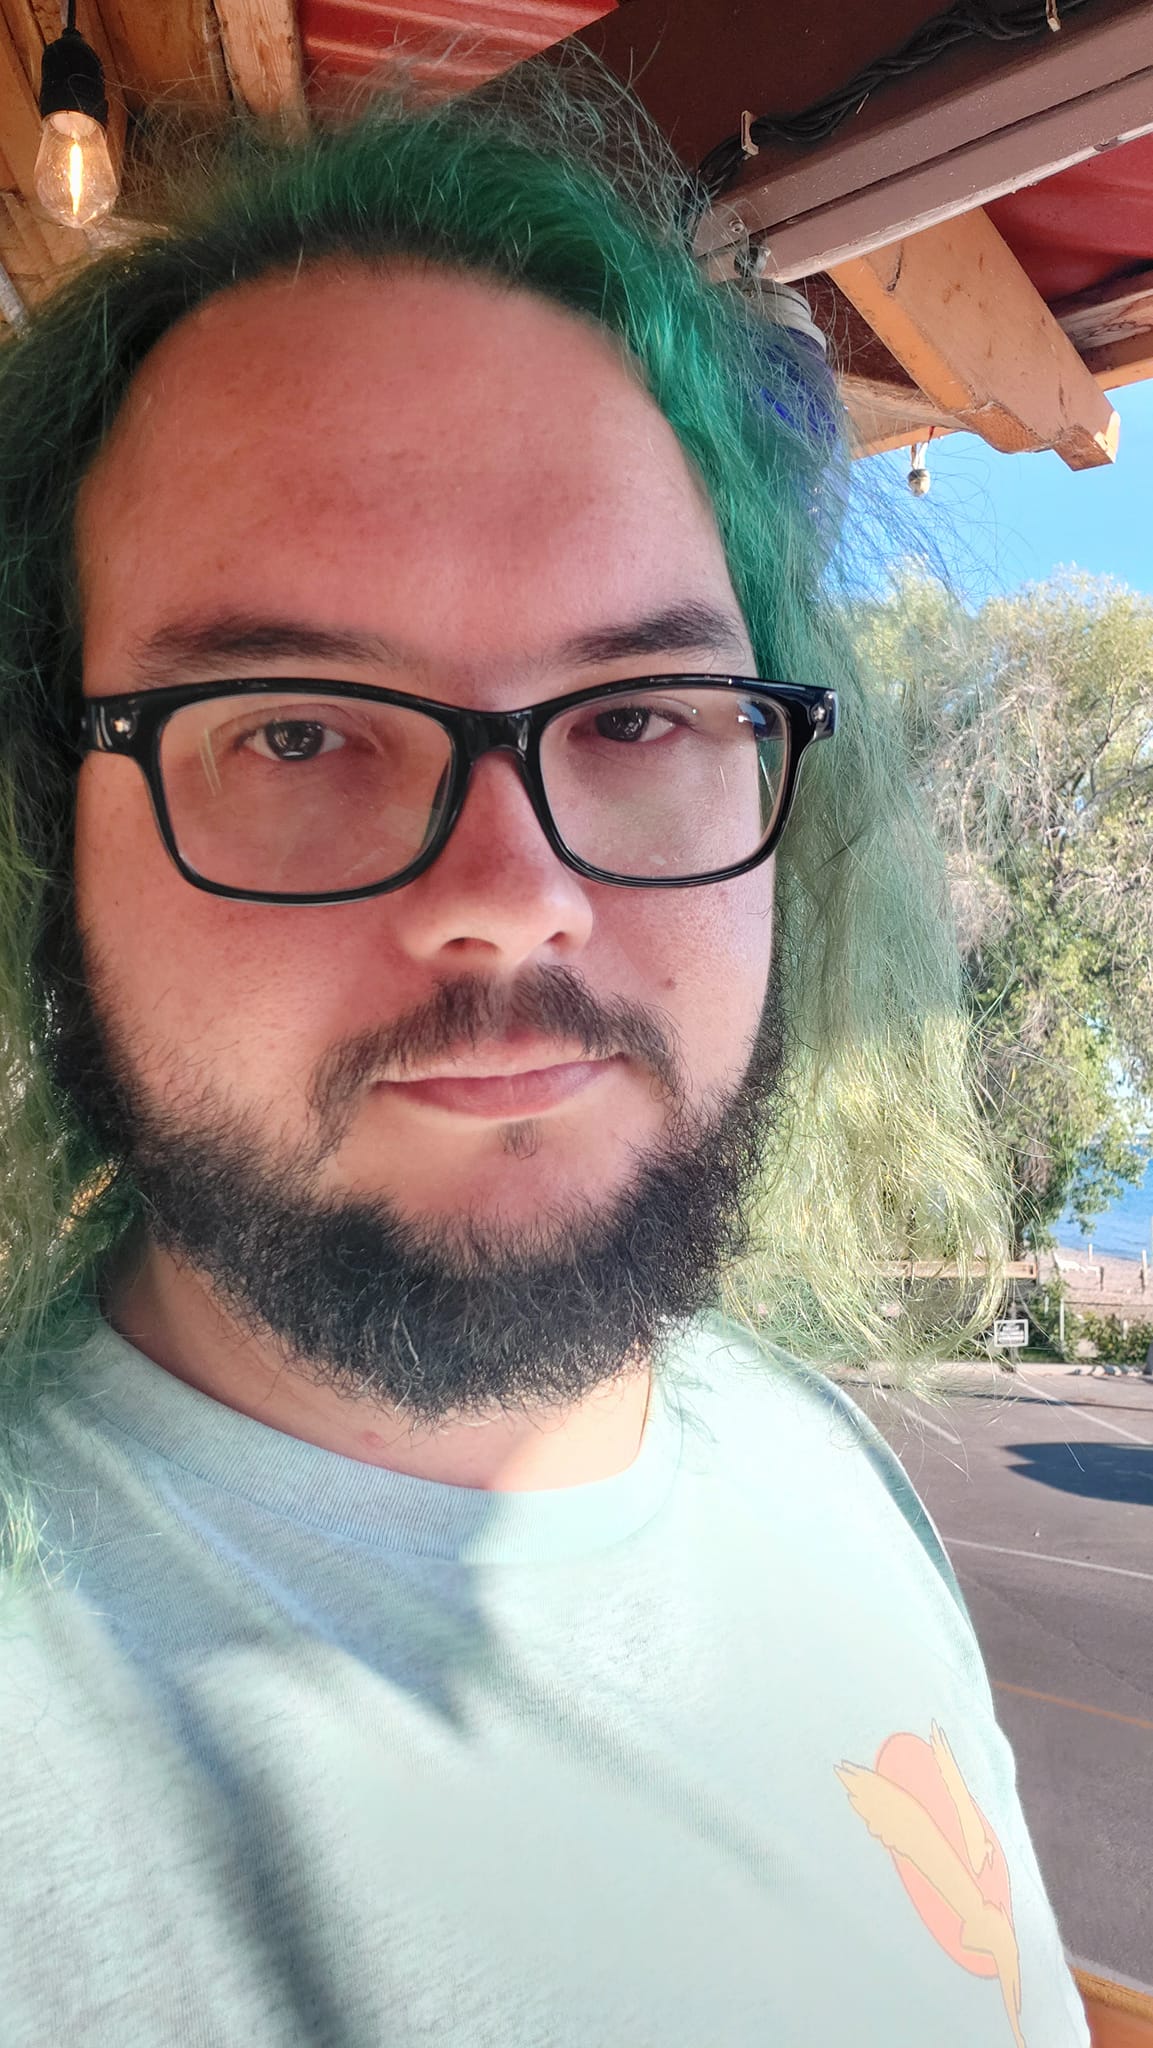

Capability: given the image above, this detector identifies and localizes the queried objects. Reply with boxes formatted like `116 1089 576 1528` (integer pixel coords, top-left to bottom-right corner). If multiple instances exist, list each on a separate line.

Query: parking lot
855 1363 1153 1987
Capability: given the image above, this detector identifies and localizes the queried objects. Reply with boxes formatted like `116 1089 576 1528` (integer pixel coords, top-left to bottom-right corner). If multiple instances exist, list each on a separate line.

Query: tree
850 568 1153 1254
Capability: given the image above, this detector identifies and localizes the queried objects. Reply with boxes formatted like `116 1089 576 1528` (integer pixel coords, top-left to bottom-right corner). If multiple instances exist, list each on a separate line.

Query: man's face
71 264 779 1418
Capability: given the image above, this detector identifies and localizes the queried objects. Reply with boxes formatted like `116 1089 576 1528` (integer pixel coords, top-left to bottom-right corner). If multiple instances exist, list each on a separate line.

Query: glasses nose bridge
441 703 551 856
459 703 535 770
452 705 541 818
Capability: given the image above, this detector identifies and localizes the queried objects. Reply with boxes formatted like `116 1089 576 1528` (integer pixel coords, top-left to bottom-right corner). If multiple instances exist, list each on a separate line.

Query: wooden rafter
828 207 1120 471
1054 266 1153 348
0 3 45 196
809 263 1153 458
93 0 229 105
1050 267 1153 390
215 0 305 122
1082 329 1153 392
576 0 1153 284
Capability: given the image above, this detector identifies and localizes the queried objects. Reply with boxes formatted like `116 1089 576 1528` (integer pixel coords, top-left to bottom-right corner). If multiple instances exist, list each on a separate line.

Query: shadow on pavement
1005 1441 1153 1505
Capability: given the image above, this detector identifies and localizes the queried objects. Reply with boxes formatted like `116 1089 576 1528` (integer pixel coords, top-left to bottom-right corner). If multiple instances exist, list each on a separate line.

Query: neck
106 1240 655 1491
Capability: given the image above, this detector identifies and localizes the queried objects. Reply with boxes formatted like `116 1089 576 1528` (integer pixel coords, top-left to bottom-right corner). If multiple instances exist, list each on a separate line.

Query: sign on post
992 1318 1028 1348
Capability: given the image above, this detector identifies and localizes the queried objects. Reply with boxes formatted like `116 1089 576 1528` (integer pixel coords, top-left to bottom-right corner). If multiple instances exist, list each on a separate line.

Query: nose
385 749 596 970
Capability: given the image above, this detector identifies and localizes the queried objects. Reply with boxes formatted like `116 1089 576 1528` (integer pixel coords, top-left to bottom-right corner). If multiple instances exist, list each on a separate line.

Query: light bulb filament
34 107 118 229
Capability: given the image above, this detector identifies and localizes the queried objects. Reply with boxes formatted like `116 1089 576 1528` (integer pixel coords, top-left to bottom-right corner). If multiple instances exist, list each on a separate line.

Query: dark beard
51 952 786 1430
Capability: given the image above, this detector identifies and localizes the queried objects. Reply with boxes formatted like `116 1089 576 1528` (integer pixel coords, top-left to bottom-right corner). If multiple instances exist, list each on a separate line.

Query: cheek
73 763 351 1090
74 760 165 967
612 869 774 1082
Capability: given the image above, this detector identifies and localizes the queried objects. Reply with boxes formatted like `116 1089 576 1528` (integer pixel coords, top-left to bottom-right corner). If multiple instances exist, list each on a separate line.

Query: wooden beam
1082 330 1153 392
0 3 44 195
568 0 1153 280
1052 267 1153 351
95 0 229 106
0 182 104 300
828 260 1153 461
828 208 1120 471
574 0 1153 187
842 345 1153 461
214 0 306 123
8 0 54 74
1055 268 1153 386
834 256 1153 459
695 66 1153 282
0 188 53 300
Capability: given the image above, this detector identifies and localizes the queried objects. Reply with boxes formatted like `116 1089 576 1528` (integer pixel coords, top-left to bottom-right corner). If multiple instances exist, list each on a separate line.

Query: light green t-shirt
0 1314 1088 2047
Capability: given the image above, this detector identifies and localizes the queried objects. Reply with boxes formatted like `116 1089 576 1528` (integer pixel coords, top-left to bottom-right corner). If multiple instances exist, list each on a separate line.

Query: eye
247 719 345 762
591 704 680 744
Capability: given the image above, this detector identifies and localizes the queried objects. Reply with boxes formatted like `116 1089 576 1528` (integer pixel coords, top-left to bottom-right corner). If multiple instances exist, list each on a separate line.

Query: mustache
309 968 686 1140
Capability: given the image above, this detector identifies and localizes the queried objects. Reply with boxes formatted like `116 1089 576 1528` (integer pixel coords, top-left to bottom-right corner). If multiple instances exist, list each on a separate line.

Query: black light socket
39 25 109 128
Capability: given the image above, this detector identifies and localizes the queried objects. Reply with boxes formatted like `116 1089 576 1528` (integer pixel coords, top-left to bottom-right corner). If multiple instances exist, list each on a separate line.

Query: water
1054 1158 1153 1261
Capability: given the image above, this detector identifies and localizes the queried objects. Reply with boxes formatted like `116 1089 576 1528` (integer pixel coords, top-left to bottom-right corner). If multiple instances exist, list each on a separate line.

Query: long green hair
0 60 1004 1583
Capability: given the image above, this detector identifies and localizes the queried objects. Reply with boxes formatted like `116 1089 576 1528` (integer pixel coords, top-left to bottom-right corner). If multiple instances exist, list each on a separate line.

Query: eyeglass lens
157 685 790 895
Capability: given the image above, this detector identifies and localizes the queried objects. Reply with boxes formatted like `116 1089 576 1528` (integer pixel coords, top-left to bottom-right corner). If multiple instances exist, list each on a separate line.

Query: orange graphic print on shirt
836 1723 1025 2048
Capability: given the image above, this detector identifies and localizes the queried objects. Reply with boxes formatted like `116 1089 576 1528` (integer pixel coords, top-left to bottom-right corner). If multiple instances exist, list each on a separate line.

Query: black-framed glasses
78 674 837 905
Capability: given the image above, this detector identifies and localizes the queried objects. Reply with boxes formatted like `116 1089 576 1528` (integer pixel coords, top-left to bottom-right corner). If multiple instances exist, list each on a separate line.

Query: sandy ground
1035 1248 1153 1323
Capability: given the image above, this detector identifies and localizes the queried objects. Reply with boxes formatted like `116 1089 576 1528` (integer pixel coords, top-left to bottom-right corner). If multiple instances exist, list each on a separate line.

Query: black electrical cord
695 0 1097 205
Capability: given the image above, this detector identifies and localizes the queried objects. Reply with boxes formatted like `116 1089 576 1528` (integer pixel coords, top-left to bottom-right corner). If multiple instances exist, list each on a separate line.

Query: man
0 73 1087 2048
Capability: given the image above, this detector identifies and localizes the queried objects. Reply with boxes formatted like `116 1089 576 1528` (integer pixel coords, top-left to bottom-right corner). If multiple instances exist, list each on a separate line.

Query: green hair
0 61 1005 1585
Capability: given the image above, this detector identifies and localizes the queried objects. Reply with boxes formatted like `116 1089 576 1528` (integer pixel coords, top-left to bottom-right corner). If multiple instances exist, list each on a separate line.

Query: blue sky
866 376 1153 605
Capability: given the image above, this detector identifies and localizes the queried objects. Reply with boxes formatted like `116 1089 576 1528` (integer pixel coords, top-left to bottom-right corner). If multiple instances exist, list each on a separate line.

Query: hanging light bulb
35 4 118 230
907 442 931 497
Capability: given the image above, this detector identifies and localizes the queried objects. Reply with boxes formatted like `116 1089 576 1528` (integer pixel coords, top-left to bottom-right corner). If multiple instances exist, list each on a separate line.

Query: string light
35 2 118 230
907 442 932 496
695 0 1093 208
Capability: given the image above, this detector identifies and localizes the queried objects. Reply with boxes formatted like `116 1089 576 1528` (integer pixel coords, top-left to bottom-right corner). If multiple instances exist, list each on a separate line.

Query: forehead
77 264 744 689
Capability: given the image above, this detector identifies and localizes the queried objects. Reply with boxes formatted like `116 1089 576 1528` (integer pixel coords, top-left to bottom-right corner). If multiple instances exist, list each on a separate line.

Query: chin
338 1096 665 1215
347 1128 648 1244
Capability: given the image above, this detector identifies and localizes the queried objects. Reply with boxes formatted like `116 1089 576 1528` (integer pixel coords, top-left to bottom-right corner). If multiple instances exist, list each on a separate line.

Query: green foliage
1075 1311 1153 1365
851 567 1153 1254
1016 1285 1065 1358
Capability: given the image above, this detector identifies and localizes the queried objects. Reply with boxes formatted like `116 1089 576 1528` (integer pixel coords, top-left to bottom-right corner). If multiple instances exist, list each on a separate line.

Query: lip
387 1037 609 1082
380 1057 618 1120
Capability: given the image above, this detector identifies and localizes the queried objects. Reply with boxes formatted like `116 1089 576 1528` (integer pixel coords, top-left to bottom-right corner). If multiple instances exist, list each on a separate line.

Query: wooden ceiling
2 0 1152 472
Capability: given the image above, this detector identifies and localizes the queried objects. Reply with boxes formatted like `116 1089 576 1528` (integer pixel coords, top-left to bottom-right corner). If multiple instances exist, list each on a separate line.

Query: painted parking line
944 1535 1153 1584
1015 1370 1153 1447
993 1681 1153 1735
887 1396 963 1446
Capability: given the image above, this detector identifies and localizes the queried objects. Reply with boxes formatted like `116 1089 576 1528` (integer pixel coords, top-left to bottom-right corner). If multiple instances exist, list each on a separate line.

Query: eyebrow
126 601 752 685
557 602 751 668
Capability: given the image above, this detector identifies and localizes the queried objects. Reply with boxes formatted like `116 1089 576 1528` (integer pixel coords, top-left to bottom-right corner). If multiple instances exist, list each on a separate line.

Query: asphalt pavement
851 1363 1153 1989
